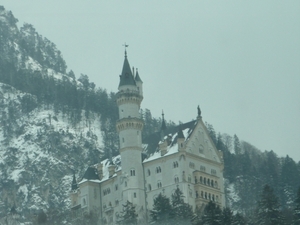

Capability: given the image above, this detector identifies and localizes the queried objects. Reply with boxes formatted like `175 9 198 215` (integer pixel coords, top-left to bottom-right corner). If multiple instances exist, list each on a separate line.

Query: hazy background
2 1 300 161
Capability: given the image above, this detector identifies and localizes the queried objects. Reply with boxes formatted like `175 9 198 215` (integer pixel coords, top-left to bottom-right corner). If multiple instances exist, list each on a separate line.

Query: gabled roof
143 120 197 155
118 52 136 87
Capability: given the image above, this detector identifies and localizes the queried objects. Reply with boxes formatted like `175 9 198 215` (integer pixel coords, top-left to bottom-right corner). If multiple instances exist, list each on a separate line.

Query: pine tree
222 207 233 225
150 193 172 225
170 187 193 225
118 200 138 225
232 213 247 225
256 184 283 225
201 201 222 225
293 187 300 225
233 134 241 155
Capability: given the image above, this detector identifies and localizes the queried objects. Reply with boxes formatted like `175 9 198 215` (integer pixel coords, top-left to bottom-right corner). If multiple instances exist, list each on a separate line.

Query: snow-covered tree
201 201 222 225
117 200 138 225
256 184 283 225
170 187 193 225
150 193 172 225
293 187 300 225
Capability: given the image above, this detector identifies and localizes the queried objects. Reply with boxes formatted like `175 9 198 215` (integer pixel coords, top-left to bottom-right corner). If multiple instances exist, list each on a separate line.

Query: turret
115 49 146 209
135 68 143 96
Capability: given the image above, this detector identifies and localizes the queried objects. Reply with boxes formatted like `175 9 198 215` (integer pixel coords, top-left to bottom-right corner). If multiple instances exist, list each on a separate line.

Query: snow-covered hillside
0 82 104 218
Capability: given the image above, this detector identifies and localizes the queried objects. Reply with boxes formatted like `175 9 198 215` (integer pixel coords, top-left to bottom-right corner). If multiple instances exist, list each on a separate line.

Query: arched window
195 176 198 183
174 176 179 183
208 193 211 200
148 184 152 191
205 192 207 199
201 191 203 198
204 177 206 185
200 176 203 183
115 184 118 191
211 180 214 187
157 181 162 188
173 161 179 168
212 195 215 202
207 178 210 186
156 167 161 173
147 169 151 176
130 169 135 176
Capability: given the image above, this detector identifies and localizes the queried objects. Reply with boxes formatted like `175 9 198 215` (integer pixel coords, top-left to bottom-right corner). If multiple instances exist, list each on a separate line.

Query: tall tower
116 50 146 210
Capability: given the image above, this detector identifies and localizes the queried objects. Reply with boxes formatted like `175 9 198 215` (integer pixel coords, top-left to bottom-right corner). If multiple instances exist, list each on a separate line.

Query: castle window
173 161 179 168
211 169 217 175
203 178 206 185
115 200 119 206
174 176 179 184
211 180 214 187
188 175 191 183
83 198 86 205
134 192 137 198
207 178 210 186
148 184 152 191
115 184 118 191
201 191 203 198
196 191 199 198
125 181 127 187
216 195 219 202
130 169 136 176
205 192 207 199
209 193 211 200
147 169 151 176
189 162 195 169
195 176 198 184
212 195 215 202
157 181 162 188
200 176 203 183
156 167 161 173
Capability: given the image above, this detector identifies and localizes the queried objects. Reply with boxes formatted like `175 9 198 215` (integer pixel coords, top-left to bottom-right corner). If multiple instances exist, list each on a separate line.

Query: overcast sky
2 1 300 161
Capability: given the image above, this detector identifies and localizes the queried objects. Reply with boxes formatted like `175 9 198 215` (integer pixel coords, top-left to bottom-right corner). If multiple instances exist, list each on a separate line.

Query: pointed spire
161 110 167 131
119 48 136 87
135 68 143 82
71 172 78 191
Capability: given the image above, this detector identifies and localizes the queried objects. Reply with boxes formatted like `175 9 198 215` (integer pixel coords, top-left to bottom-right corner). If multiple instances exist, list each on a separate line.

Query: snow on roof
144 126 192 163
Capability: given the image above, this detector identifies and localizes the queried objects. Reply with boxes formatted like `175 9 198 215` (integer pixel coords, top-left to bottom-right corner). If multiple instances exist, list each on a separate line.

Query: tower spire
123 42 129 58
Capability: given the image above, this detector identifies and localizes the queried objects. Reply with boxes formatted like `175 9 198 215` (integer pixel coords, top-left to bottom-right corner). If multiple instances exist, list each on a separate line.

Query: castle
70 50 225 224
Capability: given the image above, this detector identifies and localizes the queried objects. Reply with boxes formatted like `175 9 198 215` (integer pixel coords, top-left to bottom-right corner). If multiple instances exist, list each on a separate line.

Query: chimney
108 164 116 178
97 163 103 180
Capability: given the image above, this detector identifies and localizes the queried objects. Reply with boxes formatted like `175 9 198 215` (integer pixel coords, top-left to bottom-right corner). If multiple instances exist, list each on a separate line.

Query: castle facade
70 51 225 224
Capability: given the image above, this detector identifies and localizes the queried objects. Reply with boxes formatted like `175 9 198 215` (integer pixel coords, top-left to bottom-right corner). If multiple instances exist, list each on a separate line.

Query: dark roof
82 167 99 180
119 54 136 87
135 70 143 82
71 173 78 190
143 120 197 155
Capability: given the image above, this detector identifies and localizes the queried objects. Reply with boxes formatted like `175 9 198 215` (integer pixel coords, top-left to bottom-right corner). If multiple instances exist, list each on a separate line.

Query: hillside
1 5 300 224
